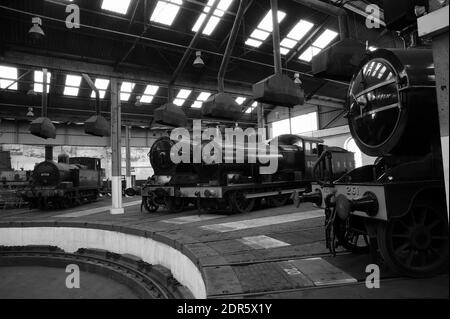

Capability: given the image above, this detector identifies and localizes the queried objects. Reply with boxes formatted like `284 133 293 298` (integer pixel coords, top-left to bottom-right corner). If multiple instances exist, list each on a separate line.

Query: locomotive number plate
345 186 360 197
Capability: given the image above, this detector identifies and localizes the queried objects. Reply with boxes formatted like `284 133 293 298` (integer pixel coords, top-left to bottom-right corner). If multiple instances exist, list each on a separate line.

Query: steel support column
125 125 132 189
110 78 124 215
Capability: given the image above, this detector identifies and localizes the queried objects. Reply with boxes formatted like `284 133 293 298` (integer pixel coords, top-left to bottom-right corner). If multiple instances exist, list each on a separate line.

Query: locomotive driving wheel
377 200 449 277
230 191 255 214
267 191 290 207
339 217 370 254
164 197 185 214
142 193 159 213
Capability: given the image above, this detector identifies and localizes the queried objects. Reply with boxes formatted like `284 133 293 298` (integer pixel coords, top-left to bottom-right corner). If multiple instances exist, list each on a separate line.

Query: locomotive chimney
45 145 53 161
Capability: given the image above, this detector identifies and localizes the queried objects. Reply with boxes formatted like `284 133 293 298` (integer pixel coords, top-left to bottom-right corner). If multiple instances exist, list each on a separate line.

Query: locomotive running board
244 188 306 199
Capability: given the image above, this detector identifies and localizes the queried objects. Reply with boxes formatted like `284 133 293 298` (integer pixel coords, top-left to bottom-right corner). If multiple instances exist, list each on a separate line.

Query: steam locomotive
298 48 448 277
141 132 355 214
20 148 103 210
0 151 30 189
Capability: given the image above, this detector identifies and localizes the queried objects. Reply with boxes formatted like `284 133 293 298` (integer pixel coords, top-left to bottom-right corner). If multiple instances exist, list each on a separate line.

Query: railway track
0 246 193 299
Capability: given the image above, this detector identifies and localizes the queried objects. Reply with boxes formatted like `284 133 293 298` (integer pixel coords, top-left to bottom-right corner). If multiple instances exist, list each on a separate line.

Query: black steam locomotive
299 48 448 277
21 147 102 210
141 132 355 214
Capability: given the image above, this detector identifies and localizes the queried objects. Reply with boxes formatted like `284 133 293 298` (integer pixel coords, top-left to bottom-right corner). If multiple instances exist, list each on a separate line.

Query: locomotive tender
141 132 355 214
299 48 449 277
21 147 102 210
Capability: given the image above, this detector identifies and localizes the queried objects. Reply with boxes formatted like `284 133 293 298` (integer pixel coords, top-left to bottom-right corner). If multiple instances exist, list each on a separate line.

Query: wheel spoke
416 208 428 226
405 250 415 267
431 235 448 241
418 251 427 267
398 219 411 230
426 219 442 231
392 234 409 239
394 242 410 255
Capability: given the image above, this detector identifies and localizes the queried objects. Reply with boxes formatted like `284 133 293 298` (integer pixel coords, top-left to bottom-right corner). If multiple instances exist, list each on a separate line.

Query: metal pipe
125 125 132 189
82 73 100 115
41 68 48 117
293 0 348 40
218 0 246 92
168 0 221 101
45 145 53 161
270 0 282 75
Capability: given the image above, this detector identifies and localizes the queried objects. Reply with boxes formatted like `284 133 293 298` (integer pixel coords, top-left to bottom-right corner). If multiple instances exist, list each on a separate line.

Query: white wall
301 125 376 167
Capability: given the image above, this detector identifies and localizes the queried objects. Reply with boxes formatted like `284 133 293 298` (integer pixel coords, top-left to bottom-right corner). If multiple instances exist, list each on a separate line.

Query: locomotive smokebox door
312 39 367 82
30 117 56 139
253 74 304 108
201 93 242 121
85 115 110 137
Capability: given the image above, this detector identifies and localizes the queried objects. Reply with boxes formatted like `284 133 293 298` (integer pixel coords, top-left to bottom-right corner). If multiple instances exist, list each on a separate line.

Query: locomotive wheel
341 231 370 254
230 191 255 214
339 217 370 254
61 196 73 209
142 196 159 213
164 197 185 214
377 201 449 277
267 193 290 207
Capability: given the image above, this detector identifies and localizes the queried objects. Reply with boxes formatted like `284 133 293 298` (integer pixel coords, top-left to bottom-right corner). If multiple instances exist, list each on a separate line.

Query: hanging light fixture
26 107 35 117
193 51 205 68
27 84 37 96
294 72 302 85
135 95 142 106
29 17 45 40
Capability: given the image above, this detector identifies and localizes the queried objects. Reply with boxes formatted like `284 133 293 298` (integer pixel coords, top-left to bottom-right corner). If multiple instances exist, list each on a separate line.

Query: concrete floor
0 266 139 299
0 197 448 299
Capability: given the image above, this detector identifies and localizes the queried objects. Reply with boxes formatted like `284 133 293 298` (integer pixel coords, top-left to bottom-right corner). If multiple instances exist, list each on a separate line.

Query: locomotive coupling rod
245 188 306 199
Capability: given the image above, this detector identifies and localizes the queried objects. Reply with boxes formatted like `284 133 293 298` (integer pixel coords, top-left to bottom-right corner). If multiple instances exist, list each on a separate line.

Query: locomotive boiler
300 48 448 277
21 147 102 210
141 132 355 214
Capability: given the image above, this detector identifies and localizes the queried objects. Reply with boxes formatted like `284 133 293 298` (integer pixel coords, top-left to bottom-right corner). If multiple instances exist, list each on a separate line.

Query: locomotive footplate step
0 201 448 299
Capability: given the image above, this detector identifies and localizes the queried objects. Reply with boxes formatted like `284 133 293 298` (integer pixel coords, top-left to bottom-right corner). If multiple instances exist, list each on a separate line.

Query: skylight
101 0 131 14
235 97 246 105
91 78 110 99
191 91 211 108
245 10 286 48
63 74 82 96
34 70 52 93
280 20 314 55
140 85 160 104
0 66 18 90
245 101 258 113
120 82 135 101
298 29 338 62
150 0 183 26
192 0 234 36
313 29 338 48
173 89 192 106
298 46 321 62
